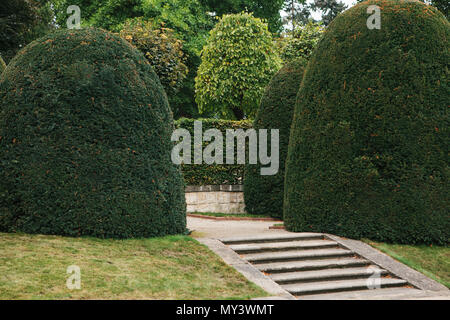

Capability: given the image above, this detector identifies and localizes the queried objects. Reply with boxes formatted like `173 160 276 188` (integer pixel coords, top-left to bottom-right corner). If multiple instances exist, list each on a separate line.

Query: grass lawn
365 240 450 288
0 233 267 300
189 212 277 219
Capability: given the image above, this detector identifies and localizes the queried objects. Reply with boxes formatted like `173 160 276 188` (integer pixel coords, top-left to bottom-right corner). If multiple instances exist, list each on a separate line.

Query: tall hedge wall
284 0 449 244
175 118 252 185
0 28 186 239
244 60 306 218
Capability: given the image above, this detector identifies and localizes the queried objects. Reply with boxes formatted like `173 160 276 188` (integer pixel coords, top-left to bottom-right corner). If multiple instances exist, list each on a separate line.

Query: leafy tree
195 13 281 119
0 0 54 63
427 0 449 18
310 0 347 26
119 19 188 96
283 0 310 31
201 0 285 33
281 21 324 63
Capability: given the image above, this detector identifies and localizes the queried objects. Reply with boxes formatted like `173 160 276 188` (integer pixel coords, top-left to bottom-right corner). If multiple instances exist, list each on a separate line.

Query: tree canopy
201 0 285 33
195 12 281 119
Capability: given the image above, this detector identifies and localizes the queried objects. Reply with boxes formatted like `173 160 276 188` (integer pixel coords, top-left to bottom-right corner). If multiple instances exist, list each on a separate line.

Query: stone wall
185 185 245 214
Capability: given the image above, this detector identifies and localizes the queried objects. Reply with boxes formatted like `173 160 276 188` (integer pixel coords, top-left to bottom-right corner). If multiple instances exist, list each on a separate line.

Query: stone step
300 287 448 300
270 267 388 284
283 278 408 296
230 240 339 254
257 257 371 273
243 248 354 264
220 233 324 245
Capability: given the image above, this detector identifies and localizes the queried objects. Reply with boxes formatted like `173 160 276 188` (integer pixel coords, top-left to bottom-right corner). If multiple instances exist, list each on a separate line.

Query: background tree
119 19 188 101
200 0 285 33
280 21 324 63
0 0 54 63
195 13 281 119
427 0 449 18
310 0 347 26
283 0 311 32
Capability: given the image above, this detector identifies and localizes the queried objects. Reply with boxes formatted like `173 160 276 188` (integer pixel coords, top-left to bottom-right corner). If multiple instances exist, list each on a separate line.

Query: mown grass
189 212 277 219
365 240 450 288
0 232 267 300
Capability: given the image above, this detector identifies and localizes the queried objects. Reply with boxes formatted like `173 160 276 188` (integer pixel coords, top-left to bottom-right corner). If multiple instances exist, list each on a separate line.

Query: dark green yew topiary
284 0 449 244
0 28 186 238
244 59 306 218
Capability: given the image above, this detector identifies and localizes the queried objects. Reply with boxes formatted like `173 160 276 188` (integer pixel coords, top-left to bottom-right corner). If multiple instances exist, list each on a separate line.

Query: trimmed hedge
0 28 186 239
244 60 306 218
284 0 449 244
175 118 252 185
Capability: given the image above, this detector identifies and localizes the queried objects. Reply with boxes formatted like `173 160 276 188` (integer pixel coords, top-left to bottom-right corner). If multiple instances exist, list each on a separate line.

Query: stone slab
243 248 354 264
325 234 450 292
196 238 296 300
282 278 407 295
256 257 371 273
270 267 388 284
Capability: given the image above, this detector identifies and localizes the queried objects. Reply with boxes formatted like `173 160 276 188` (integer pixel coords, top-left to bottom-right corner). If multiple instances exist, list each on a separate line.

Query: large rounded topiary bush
0 28 186 238
244 59 306 218
284 0 449 244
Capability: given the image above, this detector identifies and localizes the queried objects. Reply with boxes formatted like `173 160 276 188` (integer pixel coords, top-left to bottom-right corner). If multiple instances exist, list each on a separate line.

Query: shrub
175 118 252 185
119 19 188 97
195 12 281 120
281 21 325 64
244 60 306 218
0 28 186 239
284 0 449 244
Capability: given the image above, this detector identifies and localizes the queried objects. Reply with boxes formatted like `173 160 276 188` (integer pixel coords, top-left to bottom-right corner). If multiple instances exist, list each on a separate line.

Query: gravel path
187 216 289 238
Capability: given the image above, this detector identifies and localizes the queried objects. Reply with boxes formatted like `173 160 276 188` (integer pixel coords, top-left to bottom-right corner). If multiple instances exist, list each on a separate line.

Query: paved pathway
188 216 450 300
188 216 282 238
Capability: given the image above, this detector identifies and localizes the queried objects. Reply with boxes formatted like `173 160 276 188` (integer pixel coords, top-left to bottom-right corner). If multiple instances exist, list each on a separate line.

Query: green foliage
280 21 325 63
52 0 215 119
0 55 5 74
244 60 306 218
195 12 281 120
0 0 54 63
201 0 285 33
0 28 186 239
284 0 450 244
175 118 252 185
119 19 188 96
426 0 449 18
311 0 348 26
357 0 449 19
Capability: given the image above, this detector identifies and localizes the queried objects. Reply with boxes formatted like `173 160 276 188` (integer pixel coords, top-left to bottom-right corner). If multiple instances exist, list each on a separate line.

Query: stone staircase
221 233 416 299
